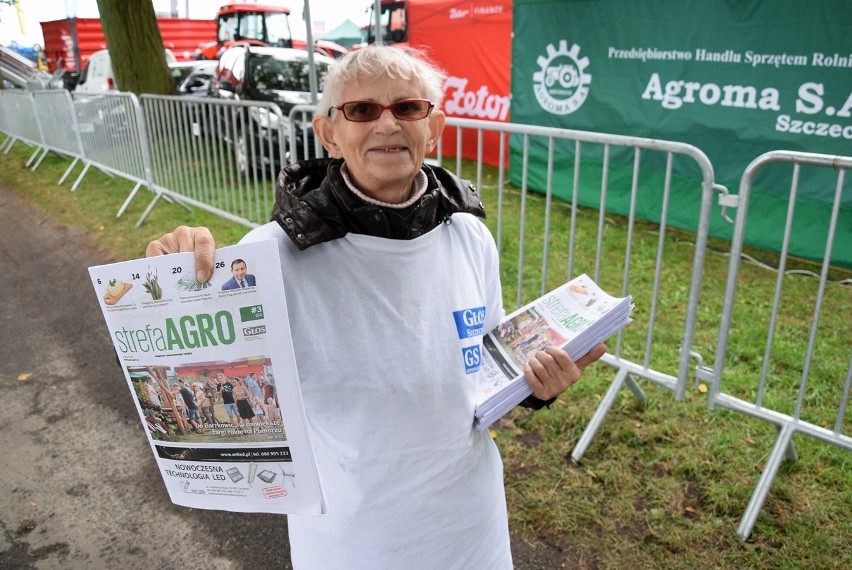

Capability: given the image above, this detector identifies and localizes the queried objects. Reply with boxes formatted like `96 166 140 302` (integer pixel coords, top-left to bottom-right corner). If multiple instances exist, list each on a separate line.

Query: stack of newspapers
474 274 634 430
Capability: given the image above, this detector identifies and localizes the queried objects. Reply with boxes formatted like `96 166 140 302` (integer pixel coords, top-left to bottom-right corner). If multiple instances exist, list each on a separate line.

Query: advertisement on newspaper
88 240 324 515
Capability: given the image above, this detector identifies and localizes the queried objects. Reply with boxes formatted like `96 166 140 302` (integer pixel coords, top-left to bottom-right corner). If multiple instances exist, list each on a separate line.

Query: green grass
2 141 849 569
0 141 248 257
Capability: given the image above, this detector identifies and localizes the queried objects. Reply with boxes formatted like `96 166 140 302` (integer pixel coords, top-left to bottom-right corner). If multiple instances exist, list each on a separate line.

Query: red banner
408 0 513 166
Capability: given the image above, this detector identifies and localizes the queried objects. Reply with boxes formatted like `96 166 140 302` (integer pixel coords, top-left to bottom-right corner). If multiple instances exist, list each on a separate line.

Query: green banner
510 0 851 268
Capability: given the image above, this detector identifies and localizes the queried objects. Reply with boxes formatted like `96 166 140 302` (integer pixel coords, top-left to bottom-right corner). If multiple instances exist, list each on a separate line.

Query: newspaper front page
88 240 325 515
475 274 634 429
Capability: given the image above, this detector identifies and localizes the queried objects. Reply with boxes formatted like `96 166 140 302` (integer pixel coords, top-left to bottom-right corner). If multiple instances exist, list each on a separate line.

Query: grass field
1 140 849 569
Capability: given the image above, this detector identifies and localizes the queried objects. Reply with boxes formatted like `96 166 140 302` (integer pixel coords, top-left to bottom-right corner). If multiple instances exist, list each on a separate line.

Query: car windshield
265 13 291 47
169 65 195 84
248 54 329 92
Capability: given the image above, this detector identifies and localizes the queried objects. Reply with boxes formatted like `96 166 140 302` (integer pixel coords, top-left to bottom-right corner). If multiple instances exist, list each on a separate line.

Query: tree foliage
96 0 175 95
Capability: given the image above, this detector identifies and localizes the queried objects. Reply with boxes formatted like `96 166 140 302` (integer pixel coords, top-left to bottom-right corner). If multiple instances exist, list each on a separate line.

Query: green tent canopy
319 19 362 49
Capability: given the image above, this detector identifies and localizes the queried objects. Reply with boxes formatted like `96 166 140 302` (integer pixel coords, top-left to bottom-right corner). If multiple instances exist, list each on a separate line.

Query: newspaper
475 274 634 430
88 239 325 515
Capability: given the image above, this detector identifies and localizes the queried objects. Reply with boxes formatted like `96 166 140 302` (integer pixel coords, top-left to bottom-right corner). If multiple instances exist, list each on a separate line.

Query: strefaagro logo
533 40 592 115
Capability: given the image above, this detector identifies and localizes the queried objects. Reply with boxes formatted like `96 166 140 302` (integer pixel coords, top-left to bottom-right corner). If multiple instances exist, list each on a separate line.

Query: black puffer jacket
271 158 485 250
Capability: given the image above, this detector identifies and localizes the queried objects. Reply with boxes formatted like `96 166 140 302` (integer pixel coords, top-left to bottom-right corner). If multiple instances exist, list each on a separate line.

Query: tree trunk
96 0 175 95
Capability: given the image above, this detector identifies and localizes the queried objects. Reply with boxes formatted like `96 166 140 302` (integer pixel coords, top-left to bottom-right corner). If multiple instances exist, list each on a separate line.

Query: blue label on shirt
452 306 486 339
462 345 482 374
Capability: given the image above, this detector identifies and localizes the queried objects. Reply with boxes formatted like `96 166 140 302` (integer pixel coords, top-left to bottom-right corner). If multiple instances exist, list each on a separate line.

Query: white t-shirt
243 213 511 569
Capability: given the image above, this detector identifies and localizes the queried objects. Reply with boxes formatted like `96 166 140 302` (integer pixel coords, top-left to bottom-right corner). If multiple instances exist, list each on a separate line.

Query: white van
75 49 177 93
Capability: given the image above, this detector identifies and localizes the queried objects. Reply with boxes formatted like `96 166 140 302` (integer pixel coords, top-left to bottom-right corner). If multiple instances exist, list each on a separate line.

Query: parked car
210 46 333 171
169 60 217 96
75 49 177 94
312 40 348 59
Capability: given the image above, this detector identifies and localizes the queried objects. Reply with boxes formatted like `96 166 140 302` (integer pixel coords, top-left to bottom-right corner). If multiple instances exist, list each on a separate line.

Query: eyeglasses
329 99 435 122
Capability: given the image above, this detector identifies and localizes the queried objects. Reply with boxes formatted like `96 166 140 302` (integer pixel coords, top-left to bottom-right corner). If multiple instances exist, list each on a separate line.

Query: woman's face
314 75 445 204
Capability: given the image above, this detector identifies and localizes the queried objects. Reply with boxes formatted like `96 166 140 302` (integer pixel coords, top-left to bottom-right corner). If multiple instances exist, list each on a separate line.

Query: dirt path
0 184 292 569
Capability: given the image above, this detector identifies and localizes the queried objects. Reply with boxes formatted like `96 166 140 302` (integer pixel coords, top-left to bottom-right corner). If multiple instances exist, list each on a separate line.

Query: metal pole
68 17 82 75
373 0 383 44
304 0 318 105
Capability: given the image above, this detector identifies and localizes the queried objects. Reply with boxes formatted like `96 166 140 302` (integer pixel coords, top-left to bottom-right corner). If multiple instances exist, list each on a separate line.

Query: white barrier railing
69 91 157 217
30 90 85 183
139 95 287 227
0 90 42 163
703 150 852 539
288 104 326 163
0 90 10 148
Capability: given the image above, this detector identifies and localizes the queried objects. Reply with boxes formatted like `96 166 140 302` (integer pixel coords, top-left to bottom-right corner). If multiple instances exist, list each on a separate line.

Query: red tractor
195 3 347 61
354 0 409 49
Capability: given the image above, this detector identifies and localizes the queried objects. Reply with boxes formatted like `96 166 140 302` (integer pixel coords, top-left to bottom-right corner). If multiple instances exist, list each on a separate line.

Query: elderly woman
147 45 605 569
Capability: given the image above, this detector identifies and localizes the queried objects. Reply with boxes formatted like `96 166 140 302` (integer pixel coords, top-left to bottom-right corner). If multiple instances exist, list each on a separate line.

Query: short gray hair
316 45 446 118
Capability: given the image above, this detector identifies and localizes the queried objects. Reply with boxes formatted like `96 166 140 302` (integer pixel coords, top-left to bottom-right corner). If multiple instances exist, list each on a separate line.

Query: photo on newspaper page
88 239 324 515
485 306 568 386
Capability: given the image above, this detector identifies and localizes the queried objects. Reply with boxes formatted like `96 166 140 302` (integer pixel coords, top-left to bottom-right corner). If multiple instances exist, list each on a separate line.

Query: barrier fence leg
30 148 49 171
135 191 165 228
158 192 191 211
571 367 630 463
58 158 80 185
2 136 17 154
736 422 796 540
116 182 143 218
24 146 41 167
781 424 798 462
625 373 648 404
71 162 92 192
134 188 193 228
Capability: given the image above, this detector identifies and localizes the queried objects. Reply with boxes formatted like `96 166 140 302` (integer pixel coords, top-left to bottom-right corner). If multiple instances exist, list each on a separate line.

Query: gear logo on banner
533 41 592 115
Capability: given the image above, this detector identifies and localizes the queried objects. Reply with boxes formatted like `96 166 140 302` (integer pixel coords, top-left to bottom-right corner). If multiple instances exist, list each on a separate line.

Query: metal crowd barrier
69 91 159 216
702 150 852 539
140 95 286 227
1 90 180 222
0 91 9 147
437 117 719 463
30 90 85 183
0 89 42 163
288 104 326 163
